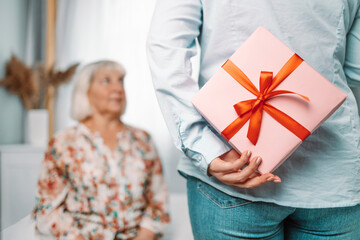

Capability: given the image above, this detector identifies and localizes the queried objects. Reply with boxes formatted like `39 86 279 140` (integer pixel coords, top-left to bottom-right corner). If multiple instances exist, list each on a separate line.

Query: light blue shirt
147 0 360 208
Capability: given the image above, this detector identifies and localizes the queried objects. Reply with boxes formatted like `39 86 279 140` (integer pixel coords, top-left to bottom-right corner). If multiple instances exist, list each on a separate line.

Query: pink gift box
191 27 347 174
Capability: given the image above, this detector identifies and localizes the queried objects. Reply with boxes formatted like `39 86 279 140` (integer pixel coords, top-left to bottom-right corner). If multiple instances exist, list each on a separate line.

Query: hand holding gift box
192 27 347 174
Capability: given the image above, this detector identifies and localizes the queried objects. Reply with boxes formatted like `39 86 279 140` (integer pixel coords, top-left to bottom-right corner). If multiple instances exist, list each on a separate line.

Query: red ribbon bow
221 54 311 145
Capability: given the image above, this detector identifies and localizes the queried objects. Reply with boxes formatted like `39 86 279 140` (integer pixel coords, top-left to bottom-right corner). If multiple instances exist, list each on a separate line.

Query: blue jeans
186 176 360 240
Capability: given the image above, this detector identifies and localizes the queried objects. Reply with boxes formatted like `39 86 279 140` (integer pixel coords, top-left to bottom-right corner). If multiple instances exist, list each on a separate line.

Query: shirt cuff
182 126 231 176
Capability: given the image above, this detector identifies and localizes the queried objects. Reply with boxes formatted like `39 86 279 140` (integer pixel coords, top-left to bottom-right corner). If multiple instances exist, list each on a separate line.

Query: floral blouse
32 124 170 240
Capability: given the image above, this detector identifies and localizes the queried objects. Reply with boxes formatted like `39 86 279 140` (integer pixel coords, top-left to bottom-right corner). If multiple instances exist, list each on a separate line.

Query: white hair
70 60 126 121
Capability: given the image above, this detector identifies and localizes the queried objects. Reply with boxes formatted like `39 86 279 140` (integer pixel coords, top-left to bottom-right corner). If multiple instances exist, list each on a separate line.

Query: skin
131 228 158 240
82 67 126 150
208 149 281 188
79 67 156 240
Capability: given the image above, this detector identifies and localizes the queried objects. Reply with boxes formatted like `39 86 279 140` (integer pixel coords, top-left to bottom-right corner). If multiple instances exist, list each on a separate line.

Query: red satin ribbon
221 54 311 145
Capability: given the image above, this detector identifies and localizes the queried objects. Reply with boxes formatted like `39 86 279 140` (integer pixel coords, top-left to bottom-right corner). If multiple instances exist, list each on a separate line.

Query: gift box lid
192 26 347 173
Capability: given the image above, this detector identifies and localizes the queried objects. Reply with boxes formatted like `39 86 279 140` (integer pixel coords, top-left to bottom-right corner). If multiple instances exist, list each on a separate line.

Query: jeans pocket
197 180 253 209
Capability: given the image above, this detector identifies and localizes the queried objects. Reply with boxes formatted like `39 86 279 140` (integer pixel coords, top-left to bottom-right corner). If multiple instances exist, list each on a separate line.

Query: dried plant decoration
37 63 79 108
0 55 79 110
47 63 79 88
0 55 37 110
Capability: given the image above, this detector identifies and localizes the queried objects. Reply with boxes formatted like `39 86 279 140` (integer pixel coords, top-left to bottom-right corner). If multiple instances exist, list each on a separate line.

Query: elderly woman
32 60 170 240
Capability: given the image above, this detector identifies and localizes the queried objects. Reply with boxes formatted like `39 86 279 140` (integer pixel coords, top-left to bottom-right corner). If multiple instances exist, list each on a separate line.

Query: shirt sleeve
146 0 231 175
344 6 360 87
140 137 171 237
32 137 115 240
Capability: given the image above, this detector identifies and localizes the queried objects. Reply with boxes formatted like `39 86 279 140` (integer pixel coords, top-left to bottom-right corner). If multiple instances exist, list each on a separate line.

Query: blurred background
1 0 359 239
0 0 199 238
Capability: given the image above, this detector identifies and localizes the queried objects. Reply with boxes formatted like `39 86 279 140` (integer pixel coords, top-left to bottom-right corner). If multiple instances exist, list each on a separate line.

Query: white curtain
25 0 45 66
55 0 186 193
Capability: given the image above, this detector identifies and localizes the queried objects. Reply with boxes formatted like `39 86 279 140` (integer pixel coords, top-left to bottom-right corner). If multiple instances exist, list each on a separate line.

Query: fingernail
266 177 273 182
256 157 262 165
247 151 251 158
274 179 281 183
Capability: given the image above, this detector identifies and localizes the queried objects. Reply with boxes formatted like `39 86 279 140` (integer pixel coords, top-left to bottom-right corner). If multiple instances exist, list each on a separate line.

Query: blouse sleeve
32 137 76 239
32 137 115 240
139 136 171 237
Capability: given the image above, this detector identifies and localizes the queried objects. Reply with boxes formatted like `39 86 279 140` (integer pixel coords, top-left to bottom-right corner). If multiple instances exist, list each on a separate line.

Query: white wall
0 0 28 144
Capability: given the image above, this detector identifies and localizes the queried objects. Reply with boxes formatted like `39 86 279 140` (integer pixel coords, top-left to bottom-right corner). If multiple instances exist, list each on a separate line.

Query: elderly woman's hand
132 227 157 240
208 149 281 189
75 235 85 240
